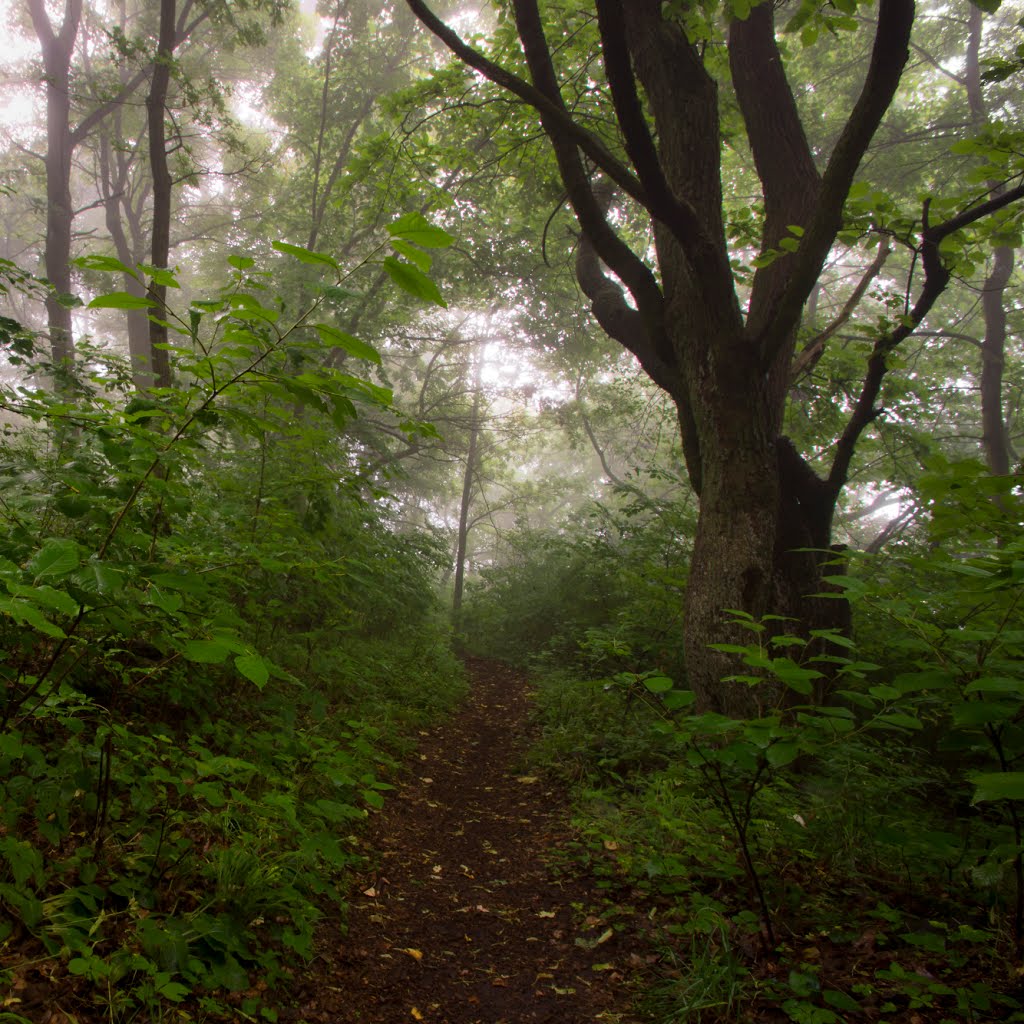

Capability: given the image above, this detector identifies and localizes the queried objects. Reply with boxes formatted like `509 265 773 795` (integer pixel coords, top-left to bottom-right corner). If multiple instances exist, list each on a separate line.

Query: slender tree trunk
98 125 152 386
967 4 1016 475
27 0 83 367
452 352 484 626
146 0 176 389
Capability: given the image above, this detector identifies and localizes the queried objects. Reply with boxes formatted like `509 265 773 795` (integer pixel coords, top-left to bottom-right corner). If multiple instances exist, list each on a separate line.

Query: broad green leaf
146 267 180 289
87 292 155 310
964 676 1024 694
150 572 210 595
272 240 339 270
952 700 1014 727
767 741 801 767
389 238 432 272
146 589 183 615
74 254 138 278
383 256 447 307
972 772 1024 803
314 323 382 364
875 711 922 731
6 583 78 616
73 561 124 596
28 539 80 580
0 597 66 638
235 653 269 689
182 639 233 664
386 212 454 248
661 690 697 711
0 836 44 887
643 675 674 694
823 990 861 1013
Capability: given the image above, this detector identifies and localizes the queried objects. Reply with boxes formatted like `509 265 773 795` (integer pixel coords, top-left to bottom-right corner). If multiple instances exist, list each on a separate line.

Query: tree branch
790 235 891 382
404 0 646 205
828 181 1024 491
758 0 915 368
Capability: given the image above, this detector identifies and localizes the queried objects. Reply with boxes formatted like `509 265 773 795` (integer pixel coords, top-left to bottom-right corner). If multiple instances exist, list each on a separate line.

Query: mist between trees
0 1 1023 1022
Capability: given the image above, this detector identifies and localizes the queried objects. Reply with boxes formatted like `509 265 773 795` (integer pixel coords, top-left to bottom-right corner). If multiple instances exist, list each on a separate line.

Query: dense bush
0 252 464 1021
504 461 1024 1023
460 494 692 678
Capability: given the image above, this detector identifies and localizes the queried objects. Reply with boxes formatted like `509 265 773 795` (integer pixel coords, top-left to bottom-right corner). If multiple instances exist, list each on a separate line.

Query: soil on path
289 657 639 1024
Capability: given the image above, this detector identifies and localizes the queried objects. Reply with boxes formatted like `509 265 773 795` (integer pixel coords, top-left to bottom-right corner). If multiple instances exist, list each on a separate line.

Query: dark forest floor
286 657 642 1024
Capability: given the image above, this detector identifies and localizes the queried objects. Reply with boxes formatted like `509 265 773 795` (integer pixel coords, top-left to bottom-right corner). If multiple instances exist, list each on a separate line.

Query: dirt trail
288 657 639 1024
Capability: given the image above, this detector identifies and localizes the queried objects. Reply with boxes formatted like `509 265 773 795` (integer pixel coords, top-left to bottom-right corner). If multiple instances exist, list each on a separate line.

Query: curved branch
758 0 915 367
828 180 1024 491
404 0 646 205
790 236 891 382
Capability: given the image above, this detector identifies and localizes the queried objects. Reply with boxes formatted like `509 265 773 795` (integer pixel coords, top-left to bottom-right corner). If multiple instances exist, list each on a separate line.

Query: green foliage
521 458 1024 1022
0 236 464 1018
461 495 692 675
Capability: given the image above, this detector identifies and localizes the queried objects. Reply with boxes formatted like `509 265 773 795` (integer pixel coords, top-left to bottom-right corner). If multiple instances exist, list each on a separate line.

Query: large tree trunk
405 0 1021 715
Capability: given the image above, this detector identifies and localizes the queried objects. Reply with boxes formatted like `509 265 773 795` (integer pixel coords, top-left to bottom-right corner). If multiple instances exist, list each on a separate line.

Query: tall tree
404 0 1024 712
26 0 146 366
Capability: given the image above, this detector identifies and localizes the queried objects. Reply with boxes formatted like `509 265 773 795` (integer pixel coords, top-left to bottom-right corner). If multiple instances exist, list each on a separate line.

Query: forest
0 0 1023 1021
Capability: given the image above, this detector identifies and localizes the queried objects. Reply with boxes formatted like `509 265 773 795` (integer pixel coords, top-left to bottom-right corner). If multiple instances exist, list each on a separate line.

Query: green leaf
823 990 861 1013
228 253 255 270
952 701 1014 727
272 240 339 269
972 772 1024 803
661 690 697 711
74 254 138 278
87 292 155 310
389 238 433 272
874 711 922 731
235 653 269 690
766 741 800 767
361 789 385 809
182 639 233 664
314 324 382 364
383 256 447 307
28 539 81 580
387 212 454 248
643 675 674 694
0 835 44 887
7 583 78 616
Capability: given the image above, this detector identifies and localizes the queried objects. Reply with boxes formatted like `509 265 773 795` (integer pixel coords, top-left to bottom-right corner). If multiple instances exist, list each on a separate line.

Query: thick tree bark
406 0 1024 713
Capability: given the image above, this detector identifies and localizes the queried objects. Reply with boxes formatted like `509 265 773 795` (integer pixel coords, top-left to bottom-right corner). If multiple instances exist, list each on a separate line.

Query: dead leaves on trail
292 658 638 1024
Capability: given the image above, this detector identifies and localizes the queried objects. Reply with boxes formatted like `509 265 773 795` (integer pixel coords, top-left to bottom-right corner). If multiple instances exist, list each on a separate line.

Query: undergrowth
467 463 1024 1023
0 229 465 1022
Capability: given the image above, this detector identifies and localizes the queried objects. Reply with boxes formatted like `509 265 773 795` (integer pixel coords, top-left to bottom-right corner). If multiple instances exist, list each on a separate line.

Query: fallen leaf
603 840 619 851
362 887 378 898
515 775 539 784
432 864 442 874
420 777 433 784
537 910 556 918
398 948 423 961
596 927 614 945
411 1008 424 1020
